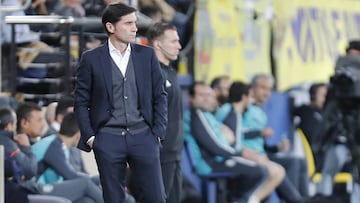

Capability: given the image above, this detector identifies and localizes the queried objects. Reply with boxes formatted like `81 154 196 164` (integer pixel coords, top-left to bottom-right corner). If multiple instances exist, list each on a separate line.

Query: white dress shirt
108 39 132 76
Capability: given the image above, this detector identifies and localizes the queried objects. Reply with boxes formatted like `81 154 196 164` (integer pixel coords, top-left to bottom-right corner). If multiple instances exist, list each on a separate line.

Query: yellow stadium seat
296 129 353 193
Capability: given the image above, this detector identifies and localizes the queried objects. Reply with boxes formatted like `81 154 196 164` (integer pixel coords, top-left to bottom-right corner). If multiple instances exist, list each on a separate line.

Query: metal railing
0 0 33 93
5 15 74 95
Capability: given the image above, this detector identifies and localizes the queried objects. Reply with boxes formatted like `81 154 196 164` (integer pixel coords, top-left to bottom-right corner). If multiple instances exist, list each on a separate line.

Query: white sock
247 195 260 203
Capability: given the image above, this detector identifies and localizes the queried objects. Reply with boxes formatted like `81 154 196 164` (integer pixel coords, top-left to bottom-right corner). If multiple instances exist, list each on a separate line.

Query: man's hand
13 133 30 147
261 127 274 137
277 138 290 152
87 136 95 149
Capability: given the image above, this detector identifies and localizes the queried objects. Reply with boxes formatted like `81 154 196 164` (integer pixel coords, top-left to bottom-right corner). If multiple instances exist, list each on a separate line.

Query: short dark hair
189 81 206 97
346 40 360 53
102 3 136 35
147 22 177 46
59 112 79 137
55 95 74 117
0 108 15 130
16 102 42 131
210 75 230 89
228 81 251 103
309 83 327 101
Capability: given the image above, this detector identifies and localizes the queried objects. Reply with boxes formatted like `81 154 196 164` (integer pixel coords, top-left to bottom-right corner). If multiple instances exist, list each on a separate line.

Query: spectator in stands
185 81 280 203
53 0 85 17
1 0 42 44
16 102 47 145
147 22 183 203
248 73 309 198
26 0 49 15
210 75 232 107
1 0 53 68
139 0 194 45
295 83 328 148
25 0 58 32
0 107 104 203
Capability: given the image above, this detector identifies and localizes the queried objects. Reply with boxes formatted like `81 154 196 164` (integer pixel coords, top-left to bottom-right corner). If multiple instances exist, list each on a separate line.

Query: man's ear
105 22 114 34
153 41 160 50
20 118 27 129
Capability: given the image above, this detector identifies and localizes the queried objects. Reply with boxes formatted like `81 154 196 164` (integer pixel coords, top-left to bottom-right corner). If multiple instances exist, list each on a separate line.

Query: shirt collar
108 39 131 55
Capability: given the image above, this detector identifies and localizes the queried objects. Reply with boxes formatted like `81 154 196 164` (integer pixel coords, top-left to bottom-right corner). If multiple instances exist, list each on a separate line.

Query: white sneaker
247 195 260 203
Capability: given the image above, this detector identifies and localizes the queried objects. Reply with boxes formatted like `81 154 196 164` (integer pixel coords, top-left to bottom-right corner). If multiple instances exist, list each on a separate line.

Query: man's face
191 84 217 112
214 78 231 105
21 110 46 139
314 85 328 109
157 29 181 62
244 89 253 109
252 77 272 105
107 12 138 44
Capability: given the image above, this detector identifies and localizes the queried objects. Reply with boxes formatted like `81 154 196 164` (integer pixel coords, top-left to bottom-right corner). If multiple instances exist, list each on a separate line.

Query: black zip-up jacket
159 63 184 162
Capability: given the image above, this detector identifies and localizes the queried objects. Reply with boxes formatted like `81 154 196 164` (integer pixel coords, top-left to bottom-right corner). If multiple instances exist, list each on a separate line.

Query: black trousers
93 128 165 203
161 161 182 203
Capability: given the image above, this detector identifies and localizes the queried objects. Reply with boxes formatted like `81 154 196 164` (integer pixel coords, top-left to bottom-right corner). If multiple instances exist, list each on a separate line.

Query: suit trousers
93 128 165 203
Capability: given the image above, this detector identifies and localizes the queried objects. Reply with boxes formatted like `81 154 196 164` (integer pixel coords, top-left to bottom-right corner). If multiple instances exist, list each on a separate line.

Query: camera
330 65 360 99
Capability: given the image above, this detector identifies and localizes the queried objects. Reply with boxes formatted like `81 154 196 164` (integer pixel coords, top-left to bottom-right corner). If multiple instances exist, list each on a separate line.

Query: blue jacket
75 42 168 152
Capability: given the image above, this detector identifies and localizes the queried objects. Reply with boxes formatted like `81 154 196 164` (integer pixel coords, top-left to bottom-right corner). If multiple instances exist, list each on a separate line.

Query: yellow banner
273 0 360 90
194 0 244 83
234 0 272 81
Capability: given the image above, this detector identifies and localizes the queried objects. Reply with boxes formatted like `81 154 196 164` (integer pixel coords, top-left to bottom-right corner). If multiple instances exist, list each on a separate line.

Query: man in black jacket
147 22 183 203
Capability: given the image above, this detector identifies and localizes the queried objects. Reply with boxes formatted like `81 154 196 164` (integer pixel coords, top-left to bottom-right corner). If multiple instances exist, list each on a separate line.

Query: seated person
248 73 309 198
185 81 281 203
31 112 90 184
31 112 135 202
215 81 307 203
294 83 328 148
0 107 104 203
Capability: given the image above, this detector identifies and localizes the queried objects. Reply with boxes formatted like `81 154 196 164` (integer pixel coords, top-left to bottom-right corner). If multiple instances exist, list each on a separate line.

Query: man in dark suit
74 3 168 203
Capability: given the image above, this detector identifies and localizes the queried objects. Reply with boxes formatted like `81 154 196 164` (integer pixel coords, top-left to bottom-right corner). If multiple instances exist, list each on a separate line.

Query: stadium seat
182 141 232 203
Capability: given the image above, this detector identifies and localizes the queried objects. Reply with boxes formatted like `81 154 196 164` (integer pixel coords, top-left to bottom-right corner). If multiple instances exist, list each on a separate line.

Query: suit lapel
100 43 113 105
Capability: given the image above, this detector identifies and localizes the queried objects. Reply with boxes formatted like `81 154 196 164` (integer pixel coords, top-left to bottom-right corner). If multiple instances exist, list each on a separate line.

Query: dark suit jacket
75 42 168 152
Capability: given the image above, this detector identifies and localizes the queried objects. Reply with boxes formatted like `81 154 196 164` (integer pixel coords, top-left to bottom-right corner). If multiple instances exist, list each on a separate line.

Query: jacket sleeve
190 109 241 158
75 52 95 152
44 141 88 180
10 142 37 179
150 50 168 139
